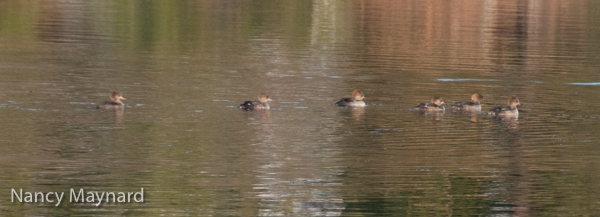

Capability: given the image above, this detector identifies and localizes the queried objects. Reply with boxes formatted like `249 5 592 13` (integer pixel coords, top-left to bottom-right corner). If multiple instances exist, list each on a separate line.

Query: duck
488 96 521 118
240 93 272 110
451 93 483 111
414 97 445 111
334 89 366 107
95 92 126 110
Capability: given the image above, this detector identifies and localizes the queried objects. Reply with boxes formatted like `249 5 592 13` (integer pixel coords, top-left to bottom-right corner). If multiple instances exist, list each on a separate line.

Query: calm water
1 0 600 216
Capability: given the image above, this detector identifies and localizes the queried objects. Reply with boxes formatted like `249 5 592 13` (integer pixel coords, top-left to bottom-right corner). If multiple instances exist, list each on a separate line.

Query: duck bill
120 97 126 100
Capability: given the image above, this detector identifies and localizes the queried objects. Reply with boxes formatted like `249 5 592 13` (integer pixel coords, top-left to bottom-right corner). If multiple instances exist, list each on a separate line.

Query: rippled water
1 0 600 216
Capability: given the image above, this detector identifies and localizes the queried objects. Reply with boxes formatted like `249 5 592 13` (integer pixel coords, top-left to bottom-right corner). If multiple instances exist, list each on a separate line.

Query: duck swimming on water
334 89 366 107
240 93 273 110
451 93 483 112
414 97 445 112
489 96 521 118
95 92 126 110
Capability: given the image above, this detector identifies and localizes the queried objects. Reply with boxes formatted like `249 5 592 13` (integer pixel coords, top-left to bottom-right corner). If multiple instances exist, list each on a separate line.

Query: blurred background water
1 0 600 216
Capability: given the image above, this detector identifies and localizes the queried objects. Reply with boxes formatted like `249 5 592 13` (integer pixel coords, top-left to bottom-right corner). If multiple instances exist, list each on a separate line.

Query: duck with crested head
489 96 521 118
451 93 483 112
414 97 445 111
95 92 126 110
240 93 272 110
334 89 366 107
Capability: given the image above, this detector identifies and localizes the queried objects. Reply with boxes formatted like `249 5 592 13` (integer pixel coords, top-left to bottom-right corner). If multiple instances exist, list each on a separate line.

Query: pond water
1 0 600 216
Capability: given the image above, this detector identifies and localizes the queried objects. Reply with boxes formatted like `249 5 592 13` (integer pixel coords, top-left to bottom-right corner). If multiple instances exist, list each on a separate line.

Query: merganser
95 92 125 110
451 93 483 111
414 97 445 111
334 89 366 107
489 96 521 118
240 93 272 110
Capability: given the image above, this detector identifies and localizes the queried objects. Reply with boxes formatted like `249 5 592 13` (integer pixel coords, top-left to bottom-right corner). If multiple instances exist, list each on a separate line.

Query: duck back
452 101 481 111
415 103 444 111
96 101 123 110
240 101 269 110
334 98 365 107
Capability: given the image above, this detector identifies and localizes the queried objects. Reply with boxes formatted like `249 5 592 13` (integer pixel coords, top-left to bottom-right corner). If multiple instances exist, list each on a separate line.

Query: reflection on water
415 109 446 121
350 107 364 123
1 0 600 216
106 109 125 124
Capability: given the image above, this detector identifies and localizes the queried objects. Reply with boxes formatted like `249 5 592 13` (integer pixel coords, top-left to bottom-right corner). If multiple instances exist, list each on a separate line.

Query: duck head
110 92 126 103
258 93 273 103
471 93 483 103
508 96 520 109
352 89 365 101
432 97 444 106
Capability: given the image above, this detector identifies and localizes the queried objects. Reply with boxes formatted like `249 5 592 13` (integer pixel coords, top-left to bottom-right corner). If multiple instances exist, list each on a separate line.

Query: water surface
1 0 600 216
